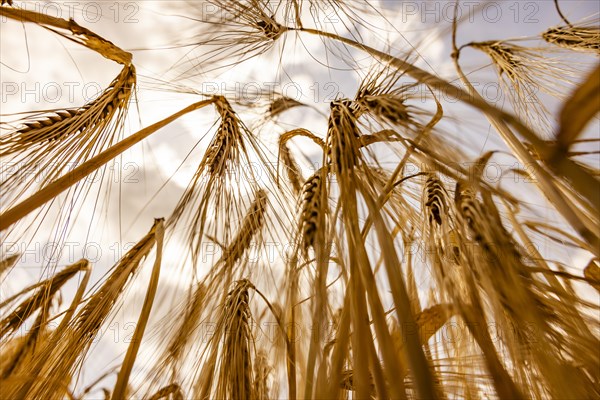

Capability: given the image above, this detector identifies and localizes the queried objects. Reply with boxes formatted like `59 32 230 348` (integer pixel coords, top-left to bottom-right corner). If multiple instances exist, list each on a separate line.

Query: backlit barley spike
170 1 288 75
12 221 161 399
205 96 243 177
267 96 305 119
583 259 600 292
1 301 50 378
299 171 323 254
543 25 600 53
362 95 411 125
424 174 448 226
466 38 577 136
6 65 135 151
220 279 254 400
327 100 360 174
454 182 483 237
353 65 423 130
471 41 522 79
279 143 304 195
76 227 156 333
223 189 268 267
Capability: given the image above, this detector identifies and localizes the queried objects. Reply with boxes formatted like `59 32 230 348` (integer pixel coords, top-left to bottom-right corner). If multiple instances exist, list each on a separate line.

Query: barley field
0 1 599 399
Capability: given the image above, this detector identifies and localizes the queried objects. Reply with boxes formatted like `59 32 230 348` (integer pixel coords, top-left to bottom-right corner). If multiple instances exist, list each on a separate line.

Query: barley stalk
204 96 243 177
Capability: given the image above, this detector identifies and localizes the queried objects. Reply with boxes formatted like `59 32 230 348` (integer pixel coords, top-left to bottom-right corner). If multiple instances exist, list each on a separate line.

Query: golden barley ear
1 301 51 379
353 65 427 133
172 0 288 77
221 189 268 268
204 96 244 177
167 96 271 267
543 24 600 53
423 174 449 227
278 142 304 195
467 40 576 136
299 170 325 256
326 100 361 176
1 65 136 215
267 96 306 119
217 279 255 400
6 66 135 151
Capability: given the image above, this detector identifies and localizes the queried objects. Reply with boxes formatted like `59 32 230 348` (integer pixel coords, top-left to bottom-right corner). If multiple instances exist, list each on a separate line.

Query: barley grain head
299 170 325 256
543 24 600 53
218 279 255 400
0 65 136 206
222 189 268 268
278 142 304 195
423 174 449 227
